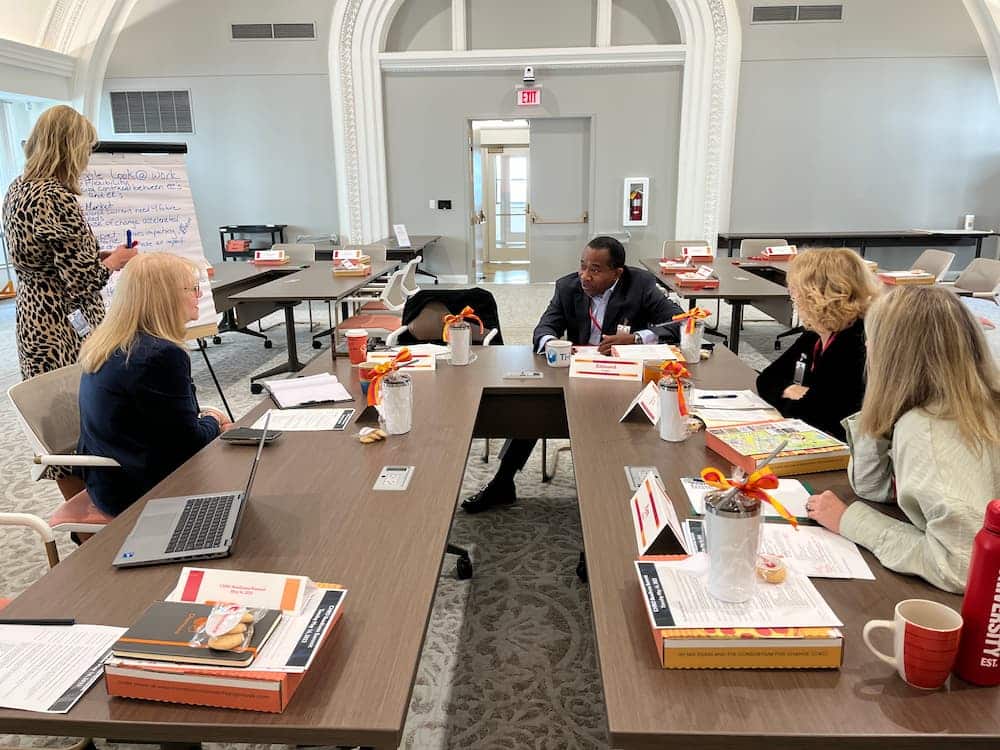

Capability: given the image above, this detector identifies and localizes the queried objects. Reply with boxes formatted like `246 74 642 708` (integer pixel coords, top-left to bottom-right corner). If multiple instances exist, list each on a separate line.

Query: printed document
0 624 126 712
253 408 353 431
636 556 842 628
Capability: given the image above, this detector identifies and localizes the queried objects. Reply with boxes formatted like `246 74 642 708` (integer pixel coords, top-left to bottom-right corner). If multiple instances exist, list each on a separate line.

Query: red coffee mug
863 599 963 689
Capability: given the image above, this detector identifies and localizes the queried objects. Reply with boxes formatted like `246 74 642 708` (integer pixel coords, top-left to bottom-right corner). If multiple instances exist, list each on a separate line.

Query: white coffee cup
545 339 572 368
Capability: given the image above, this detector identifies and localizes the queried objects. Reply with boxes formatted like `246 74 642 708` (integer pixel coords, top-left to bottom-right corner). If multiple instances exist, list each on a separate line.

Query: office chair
7 364 118 541
661 240 709 258
384 287 505 580
314 269 408 350
945 258 1000 298
911 249 956 282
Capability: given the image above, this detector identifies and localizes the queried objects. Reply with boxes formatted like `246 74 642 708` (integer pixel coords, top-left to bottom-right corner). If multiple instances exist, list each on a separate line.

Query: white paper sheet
253 408 354 431
636 556 843 628
683 519 875 580
681 476 812 520
689 389 772 410
250 586 347 672
692 408 782 428
0 624 126 712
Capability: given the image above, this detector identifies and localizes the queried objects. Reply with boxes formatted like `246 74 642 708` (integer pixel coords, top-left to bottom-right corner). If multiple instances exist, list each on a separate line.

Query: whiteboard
79 152 217 331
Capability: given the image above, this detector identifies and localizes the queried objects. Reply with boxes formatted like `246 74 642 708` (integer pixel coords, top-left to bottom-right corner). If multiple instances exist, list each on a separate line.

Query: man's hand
598 333 635 355
782 384 809 400
805 490 848 534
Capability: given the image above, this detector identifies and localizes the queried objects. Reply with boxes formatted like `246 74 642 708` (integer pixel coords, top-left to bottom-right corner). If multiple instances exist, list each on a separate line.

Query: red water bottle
954 499 1000 685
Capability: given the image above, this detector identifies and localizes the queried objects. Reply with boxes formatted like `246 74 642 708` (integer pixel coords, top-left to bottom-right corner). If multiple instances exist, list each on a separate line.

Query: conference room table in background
640 256 793 353
1 345 997 748
228 260 399 383
717 229 996 258
376 234 441 283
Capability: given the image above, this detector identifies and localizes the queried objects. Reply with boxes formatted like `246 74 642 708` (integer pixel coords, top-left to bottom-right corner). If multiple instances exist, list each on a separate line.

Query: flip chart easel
82 142 232 419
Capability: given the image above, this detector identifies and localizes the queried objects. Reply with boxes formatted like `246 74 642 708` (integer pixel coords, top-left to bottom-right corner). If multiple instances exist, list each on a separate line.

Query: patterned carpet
0 281 784 750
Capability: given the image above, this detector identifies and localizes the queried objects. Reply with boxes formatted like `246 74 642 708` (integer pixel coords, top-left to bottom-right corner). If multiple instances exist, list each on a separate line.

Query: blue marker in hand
126 229 134 248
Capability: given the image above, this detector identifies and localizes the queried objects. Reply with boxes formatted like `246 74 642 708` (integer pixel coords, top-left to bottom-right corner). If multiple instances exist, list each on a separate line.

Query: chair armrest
483 328 499 346
385 325 408 347
972 291 999 299
0 512 55 544
35 455 120 468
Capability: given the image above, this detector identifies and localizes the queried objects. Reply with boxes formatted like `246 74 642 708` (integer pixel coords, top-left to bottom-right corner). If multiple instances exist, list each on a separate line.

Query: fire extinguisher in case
630 189 643 222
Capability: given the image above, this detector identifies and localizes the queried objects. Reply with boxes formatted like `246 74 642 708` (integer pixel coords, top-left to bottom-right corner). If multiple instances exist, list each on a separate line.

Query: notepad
262 373 353 408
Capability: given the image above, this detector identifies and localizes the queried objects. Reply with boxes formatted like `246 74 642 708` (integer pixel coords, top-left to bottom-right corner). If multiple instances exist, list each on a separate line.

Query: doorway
470 120 530 283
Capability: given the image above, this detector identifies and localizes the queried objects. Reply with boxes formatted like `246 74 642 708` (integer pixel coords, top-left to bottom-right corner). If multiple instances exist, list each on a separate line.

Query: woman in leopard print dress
2 105 136 495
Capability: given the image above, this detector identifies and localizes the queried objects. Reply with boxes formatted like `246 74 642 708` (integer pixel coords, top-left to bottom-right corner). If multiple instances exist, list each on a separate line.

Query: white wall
467 0 597 49
611 0 681 45
383 67 683 277
730 0 1000 263
0 0 52 47
100 0 337 262
385 0 451 52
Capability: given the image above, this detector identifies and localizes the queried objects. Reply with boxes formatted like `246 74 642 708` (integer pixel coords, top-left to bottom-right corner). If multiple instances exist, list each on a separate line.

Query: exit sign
516 87 540 106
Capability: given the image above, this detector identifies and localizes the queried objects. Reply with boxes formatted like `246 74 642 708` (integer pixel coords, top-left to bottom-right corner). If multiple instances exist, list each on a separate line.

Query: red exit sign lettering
517 88 540 106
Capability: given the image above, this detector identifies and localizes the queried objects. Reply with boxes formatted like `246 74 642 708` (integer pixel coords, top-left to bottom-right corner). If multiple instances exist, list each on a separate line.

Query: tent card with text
80 152 217 330
620 381 660 424
630 471 688 555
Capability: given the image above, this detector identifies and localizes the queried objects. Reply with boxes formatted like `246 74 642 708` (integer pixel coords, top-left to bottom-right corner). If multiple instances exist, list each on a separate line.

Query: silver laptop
112 416 270 568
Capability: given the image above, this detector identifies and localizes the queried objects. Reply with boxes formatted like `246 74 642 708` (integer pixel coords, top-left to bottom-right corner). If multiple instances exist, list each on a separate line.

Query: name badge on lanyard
67 309 92 338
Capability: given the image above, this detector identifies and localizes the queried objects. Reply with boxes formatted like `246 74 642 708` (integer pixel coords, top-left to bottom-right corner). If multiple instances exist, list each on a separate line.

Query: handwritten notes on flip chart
80 152 217 330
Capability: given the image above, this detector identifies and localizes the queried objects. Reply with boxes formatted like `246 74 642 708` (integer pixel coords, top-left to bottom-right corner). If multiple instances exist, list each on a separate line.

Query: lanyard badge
67 309 92 338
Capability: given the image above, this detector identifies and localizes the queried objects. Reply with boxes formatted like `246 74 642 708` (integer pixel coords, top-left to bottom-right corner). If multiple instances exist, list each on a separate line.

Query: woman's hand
201 407 233 431
102 243 138 271
806 490 848 533
782 384 809 400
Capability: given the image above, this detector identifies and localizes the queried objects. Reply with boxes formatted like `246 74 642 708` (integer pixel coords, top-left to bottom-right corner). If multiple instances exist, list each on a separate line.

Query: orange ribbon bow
659 361 691 416
699 466 798 528
672 307 712 335
442 306 485 341
367 348 413 407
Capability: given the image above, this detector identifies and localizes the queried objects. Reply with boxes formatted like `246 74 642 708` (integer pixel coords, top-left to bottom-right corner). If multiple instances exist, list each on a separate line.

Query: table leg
976 237 983 259
728 301 743 354
249 303 306 389
196 338 234 421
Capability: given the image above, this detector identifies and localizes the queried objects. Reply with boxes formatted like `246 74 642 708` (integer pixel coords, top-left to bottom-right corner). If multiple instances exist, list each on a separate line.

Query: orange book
104 662 305 713
675 277 720 289
878 271 935 286
704 419 849 477
635 556 843 669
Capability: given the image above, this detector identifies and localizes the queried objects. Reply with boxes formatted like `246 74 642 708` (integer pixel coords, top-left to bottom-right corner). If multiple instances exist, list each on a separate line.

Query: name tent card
620 381 660 424
393 224 412 248
629 471 688 556
570 353 642 381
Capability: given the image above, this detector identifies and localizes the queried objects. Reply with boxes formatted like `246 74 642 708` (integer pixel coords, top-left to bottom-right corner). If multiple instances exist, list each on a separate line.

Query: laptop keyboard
165 495 235 553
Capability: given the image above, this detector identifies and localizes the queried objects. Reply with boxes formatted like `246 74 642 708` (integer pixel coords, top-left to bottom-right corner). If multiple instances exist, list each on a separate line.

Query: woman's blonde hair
79 253 198 373
22 105 97 194
860 285 1000 450
787 248 880 333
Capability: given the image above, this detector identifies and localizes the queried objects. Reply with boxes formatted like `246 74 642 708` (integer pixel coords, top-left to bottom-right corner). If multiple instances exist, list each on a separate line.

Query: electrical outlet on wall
428 199 436 209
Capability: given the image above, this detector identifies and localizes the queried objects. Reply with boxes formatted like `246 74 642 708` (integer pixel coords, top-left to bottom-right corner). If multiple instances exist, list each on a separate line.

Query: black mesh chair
384 287 503 580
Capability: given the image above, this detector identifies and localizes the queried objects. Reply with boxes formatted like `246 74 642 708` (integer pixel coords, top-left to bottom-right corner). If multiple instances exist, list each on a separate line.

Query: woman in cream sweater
806 285 1000 593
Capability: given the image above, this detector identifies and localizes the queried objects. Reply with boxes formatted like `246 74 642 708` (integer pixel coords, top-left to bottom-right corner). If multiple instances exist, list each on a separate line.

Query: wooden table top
228 261 398 303
718 230 996 240
2 346 997 747
377 235 441 251
209 262 303 293
640 257 790 301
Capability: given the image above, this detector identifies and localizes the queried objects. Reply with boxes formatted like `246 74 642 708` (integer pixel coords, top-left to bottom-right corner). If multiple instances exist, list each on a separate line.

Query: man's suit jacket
532 266 685 351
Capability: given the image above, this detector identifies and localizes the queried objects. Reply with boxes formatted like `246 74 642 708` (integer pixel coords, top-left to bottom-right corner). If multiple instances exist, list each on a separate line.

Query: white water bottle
658 379 689 442
448 322 471 366
704 490 762 603
378 372 413 435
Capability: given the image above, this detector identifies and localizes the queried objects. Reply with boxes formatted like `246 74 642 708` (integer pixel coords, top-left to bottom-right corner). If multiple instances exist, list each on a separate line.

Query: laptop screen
242 413 270 501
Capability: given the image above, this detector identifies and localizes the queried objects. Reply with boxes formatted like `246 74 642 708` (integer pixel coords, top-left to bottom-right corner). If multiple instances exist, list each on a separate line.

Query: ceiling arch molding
964 0 1000 104
330 0 742 246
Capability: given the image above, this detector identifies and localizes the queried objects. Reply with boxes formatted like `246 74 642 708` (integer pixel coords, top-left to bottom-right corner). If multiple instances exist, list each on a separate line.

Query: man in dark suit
462 235 685 513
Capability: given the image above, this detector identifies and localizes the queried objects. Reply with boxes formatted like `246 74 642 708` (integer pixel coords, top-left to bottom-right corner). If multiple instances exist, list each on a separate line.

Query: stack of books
225 239 251 255
332 249 372 276
705 418 850 476
635 556 844 669
104 570 348 713
877 270 936 286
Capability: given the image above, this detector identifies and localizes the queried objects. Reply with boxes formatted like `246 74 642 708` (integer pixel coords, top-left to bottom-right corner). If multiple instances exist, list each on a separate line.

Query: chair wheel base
250 382 263 395
312 340 322 349
456 556 473 580
774 341 782 351
576 552 588 583
264 339 273 349
212 336 222 345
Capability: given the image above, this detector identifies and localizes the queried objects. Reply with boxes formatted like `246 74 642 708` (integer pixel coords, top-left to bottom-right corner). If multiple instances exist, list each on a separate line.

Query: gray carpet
0 284 786 749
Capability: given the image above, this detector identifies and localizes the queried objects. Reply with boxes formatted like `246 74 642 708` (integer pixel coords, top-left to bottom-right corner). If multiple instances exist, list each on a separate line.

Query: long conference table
1 346 998 748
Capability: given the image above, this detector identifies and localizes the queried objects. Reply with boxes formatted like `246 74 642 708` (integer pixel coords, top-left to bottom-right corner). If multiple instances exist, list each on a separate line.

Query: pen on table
697 394 738 400
0 618 75 626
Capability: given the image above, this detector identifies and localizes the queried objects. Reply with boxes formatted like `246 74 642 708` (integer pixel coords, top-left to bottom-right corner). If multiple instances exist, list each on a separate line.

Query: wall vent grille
231 22 316 40
751 4 844 23
110 90 193 134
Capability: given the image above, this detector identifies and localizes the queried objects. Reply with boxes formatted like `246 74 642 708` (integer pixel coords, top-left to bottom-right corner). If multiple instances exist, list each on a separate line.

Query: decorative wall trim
380 45 686 72
964 0 1000 104
0 39 76 78
330 0 741 245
